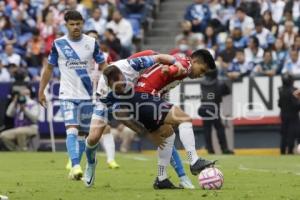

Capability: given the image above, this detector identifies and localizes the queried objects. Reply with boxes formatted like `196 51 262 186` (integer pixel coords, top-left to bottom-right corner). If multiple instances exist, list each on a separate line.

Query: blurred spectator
226 49 254 80
231 27 247 49
198 69 233 154
38 10 57 56
204 25 218 51
170 38 193 57
0 1 13 17
85 8 107 36
295 35 300 51
25 29 44 80
281 48 300 75
279 20 298 48
244 36 264 65
106 10 133 58
218 0 236 26
17 0 39 28
209 0 222 20
95 0 115 21
239 0 261 19
262 10 278 36
103 28 123 57
2 44 22 66
67 0 88 20
254 50 277 76
175 21 204 51
273 38 288 73
217 37 236 69
121 0 148 23
290 0 300 22
252 19 275 49
0 88 39 151
229 7 254 36
278 73 300 154
184 0 211 33
0 60 10 82
261 0 286 24
0 16 17 50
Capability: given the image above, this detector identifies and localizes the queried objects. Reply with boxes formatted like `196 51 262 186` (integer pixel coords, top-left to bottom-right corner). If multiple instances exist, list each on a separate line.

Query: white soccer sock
157 133 175 181
100 133 116 163
178 122 199 165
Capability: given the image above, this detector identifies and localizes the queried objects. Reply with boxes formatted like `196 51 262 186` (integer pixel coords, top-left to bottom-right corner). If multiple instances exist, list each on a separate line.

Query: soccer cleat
83 160 97 187
222 149 234 155
65 159 72 171
179 175 195 189
69 165 83 180
190 158 216 176
153 177 181 189
108 160 120 169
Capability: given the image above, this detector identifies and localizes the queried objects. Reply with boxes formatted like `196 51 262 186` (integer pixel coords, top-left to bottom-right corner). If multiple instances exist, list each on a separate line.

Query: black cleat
222 149 234 155
153 177 181 189
190 158 216 176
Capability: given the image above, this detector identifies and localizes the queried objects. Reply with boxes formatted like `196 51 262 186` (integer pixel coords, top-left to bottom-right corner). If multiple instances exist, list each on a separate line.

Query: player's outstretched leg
100 126 120 169
164 106 215 175
66 127 83 180
170 147 195 189
84 118 107 187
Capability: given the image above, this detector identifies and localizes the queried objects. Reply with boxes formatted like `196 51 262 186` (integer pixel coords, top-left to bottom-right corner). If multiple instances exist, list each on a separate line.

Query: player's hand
148 133 166 149
38 92 47 108
161 65 170 75
293 89 300 99
173 61 187 77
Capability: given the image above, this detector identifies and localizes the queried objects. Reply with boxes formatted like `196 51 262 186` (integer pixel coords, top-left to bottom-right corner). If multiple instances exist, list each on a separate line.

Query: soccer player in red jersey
104 49 216 188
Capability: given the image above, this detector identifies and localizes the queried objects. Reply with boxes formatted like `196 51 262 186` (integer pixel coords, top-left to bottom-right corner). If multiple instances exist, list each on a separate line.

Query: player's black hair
64 10 83 22
191 49 216 70
103 65 123 85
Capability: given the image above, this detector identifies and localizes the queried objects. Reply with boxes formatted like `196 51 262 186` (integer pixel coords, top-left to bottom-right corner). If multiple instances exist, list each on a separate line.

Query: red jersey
135 54 192 95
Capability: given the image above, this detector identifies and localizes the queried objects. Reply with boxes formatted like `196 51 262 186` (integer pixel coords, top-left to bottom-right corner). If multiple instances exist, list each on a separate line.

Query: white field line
122 155 151 161
239 165 300 176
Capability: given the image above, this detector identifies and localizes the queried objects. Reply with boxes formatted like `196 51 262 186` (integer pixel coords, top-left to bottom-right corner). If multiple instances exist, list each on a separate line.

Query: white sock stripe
86 139 99 149
178 122 193 129
66 127 79 135
77 135 86 141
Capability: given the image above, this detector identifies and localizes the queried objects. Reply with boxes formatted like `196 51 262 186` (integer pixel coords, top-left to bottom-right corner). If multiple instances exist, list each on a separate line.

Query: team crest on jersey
64 49 75 57
84 44 91 50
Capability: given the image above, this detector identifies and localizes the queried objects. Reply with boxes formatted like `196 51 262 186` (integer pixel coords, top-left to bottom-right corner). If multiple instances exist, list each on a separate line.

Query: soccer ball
198 167 224 190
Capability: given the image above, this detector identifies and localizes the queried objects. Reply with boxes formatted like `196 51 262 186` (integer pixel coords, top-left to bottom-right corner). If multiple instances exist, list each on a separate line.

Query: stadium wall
0 76 297 149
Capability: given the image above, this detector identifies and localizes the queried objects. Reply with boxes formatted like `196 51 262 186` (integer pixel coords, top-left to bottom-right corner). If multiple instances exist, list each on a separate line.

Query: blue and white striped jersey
48 34 105 100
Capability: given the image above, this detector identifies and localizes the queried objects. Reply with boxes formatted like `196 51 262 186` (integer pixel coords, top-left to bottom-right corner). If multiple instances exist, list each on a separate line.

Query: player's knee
86 126 101 145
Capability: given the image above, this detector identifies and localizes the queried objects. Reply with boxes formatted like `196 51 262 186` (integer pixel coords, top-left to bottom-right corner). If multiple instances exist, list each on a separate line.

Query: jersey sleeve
127 56 155 71
93 41 105 64
48 42 58 66
128 50 158 59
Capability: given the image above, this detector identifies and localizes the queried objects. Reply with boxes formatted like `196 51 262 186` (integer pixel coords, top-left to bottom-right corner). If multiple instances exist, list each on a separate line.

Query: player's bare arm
38 64 53 108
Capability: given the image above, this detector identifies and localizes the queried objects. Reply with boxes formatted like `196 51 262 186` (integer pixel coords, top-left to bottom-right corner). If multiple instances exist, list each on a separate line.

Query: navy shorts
111 92 173 132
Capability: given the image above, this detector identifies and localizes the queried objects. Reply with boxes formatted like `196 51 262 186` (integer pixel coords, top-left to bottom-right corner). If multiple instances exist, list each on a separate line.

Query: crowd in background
174 0 300 81
0 0 156 82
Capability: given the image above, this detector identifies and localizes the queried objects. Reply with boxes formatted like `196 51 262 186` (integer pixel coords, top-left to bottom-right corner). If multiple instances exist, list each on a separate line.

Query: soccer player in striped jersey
38 10 107 180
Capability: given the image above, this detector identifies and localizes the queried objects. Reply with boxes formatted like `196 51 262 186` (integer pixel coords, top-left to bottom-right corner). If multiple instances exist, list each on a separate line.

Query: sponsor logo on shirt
65 59 88 69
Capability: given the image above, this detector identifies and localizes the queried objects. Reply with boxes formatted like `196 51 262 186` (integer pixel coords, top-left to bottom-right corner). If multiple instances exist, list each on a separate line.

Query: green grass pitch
0 152 300 200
